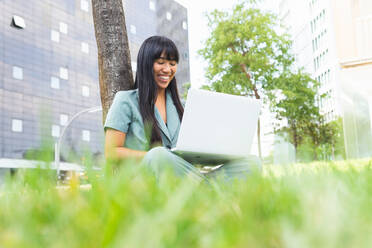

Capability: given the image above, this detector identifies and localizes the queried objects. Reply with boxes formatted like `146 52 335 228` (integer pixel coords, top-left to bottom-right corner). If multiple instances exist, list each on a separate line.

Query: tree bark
292 122 298 160
253 87 262 159
238 63 263 159
92 0 134 123
257 118 262 159
228 47 263 159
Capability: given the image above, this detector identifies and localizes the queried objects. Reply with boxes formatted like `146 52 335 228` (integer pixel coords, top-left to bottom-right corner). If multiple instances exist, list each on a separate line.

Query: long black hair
134 36 184 145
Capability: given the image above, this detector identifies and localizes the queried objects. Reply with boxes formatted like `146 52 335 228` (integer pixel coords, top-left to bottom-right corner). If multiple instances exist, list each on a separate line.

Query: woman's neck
155 88 167 124
156 88 166 102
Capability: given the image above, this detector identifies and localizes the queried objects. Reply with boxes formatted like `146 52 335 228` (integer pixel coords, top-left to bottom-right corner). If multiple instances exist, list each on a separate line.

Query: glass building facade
0 0 190 159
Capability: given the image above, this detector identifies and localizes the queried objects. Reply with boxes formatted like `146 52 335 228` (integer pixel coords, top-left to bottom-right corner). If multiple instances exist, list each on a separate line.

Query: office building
0 0 190 159
279 0 372 158
279 0 340 122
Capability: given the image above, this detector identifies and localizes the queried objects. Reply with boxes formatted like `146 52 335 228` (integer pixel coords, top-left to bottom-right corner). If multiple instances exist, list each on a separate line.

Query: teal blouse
104 89 181 151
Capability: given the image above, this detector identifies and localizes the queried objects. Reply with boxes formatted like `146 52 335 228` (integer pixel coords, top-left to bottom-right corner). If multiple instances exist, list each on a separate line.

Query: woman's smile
153 52 178 89
158 75 170 82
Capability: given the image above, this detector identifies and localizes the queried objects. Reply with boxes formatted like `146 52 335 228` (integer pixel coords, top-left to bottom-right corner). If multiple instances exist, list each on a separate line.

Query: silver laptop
172 88 261 165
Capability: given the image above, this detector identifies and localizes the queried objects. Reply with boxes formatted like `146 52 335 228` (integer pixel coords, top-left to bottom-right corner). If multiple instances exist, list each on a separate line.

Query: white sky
177 0 241 88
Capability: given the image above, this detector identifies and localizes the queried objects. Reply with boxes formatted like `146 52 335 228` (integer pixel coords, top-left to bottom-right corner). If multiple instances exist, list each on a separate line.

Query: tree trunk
92 0 134 123
238 63 263 159
252 87 262 160
292 122 298 160
257 118 262 159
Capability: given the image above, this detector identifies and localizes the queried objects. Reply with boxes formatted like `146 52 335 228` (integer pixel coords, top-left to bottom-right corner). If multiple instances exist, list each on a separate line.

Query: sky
177 0 241 88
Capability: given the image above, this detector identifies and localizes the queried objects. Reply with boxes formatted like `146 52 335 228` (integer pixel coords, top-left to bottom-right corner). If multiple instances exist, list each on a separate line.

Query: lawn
1 158 372 247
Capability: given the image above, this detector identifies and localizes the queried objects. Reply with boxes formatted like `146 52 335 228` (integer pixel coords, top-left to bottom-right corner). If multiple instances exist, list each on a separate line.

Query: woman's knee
142 146 172 167
144 146 170 160
225 155 262 173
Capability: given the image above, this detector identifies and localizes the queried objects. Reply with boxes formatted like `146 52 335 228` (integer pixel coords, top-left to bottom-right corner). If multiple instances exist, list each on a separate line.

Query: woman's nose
162 63 171 73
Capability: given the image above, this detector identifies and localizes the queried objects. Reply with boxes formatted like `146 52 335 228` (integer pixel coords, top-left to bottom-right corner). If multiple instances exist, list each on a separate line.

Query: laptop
171 88 261 165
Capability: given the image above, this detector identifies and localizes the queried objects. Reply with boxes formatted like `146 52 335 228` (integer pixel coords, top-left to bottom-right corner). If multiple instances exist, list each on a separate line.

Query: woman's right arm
105 128 147 161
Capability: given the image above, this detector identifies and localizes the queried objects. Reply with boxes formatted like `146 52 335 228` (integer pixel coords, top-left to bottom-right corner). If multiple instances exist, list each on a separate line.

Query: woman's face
153 52 177 90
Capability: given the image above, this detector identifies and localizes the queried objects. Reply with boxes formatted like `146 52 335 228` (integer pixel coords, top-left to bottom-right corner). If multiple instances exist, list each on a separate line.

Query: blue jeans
141 147 262 183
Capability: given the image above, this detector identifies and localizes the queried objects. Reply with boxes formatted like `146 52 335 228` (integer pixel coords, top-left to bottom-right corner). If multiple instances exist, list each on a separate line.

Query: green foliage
199 2 293 98
23 139 63 162
181 82 191 100
23 148 55 162
268 70 320 125
313 117 346 160
271 71 345 161
269 70 320 160
2 158 372 247
198 2 344 161
198 2 297 159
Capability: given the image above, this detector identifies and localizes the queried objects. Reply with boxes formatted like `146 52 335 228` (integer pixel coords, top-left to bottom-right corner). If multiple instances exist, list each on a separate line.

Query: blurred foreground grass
1 158 372 248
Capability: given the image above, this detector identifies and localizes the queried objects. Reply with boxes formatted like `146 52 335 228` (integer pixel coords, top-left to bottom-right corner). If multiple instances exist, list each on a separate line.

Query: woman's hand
105 129 147 161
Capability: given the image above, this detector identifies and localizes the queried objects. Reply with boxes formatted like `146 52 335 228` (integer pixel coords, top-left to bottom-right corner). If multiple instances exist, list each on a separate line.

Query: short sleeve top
104 89 181 151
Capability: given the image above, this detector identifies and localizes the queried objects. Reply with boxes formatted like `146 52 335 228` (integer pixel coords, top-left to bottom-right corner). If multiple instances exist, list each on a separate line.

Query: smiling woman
104 36 261 183
129 36 183 146
104 36 186 161
153 54 178 124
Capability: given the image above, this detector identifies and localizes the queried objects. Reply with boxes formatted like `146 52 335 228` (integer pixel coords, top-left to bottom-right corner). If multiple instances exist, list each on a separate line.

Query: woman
104 36 260 182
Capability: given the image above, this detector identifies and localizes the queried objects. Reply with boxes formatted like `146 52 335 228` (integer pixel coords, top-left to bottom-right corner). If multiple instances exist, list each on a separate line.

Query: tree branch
228 43 259 98
229 44 260 99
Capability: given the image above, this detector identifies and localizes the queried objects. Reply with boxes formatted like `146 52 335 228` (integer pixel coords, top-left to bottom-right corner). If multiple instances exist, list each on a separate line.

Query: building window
327 69 331 82
60 114 68 126
59 22 68 34
183 52 189 60
51 30 60 42
130 25 136 34
59 67 68 80
81 42 89 54
81 0 89 12
51 76 60 89
12 119 23 132
82 86 90 97
12 15 26 29
312 40 315 52
182 21 188 30
52 125 60 137
166 12 172 21
316 57 320 69
12 66 23 80
149 0 155 11
82 130 90 142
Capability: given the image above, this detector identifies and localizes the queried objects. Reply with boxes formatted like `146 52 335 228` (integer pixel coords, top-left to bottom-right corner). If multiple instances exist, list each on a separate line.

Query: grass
1 158 372 247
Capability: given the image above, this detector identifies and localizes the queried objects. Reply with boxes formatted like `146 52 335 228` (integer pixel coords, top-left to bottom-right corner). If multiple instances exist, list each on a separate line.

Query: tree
268 70 321 160
199 2 343 162
308 117 345 160
270 70 345 161
92 0 134 123
198 2 293 158
268 70 320 151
